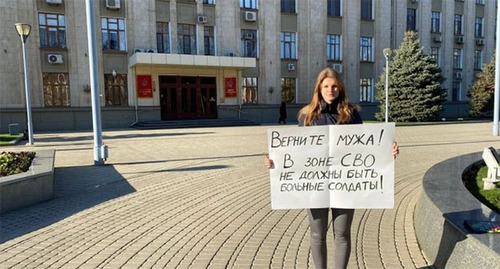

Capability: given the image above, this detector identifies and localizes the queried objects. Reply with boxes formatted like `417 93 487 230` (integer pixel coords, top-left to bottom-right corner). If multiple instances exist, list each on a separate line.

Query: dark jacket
299 100 362 126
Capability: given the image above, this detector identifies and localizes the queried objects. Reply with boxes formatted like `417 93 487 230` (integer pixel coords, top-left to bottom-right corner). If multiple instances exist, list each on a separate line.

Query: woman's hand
264 154 274 169
392 142 399 159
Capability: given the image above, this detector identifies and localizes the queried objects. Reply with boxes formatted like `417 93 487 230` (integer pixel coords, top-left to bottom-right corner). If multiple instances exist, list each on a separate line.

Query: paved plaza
0 122 498 268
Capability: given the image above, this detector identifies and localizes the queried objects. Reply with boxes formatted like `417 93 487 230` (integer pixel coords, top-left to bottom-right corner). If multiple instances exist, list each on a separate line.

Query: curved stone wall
414 151 500 268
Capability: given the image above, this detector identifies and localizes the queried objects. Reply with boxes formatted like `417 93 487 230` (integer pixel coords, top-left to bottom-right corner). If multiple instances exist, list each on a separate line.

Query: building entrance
159 76 217 120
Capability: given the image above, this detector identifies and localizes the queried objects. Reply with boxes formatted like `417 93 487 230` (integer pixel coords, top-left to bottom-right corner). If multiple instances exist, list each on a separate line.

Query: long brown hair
298 67 356 126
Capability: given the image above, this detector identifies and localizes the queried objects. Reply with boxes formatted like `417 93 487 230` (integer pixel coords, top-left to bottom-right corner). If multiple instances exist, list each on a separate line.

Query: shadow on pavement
111 153 265 166
0 164 136 244
33 131 215 144
402 139 500 149
131 164 231 174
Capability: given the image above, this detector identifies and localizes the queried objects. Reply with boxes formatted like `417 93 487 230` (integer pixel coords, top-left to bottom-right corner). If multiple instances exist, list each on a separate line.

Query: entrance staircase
131 118 259 129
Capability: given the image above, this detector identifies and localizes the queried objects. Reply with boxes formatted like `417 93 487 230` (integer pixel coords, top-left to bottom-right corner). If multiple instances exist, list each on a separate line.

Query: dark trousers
307 208 355 269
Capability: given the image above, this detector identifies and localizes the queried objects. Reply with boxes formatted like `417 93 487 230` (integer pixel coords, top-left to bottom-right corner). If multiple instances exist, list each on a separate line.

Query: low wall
0 150 55 213
1 102 470 132
414 151 500 268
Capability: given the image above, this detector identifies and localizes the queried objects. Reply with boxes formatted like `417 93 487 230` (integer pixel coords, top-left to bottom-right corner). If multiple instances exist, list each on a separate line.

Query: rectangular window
431 12 441 33
101 17 126 51
281 32 297 59
474 50 483 70
327 34 341 61
281 0 295 13
453 48 463 69
240 0 258 9
327 0 342 16
281 78 296 104
431 47 441 67
104 73 128 106
203 0 215 4
476 0 485 4
204 26 215 56
361 0 373 20
39 13 66 48
156 22 170 53
177 24 197 55
359 37 373 62
360 78 374 103
42 73 70 107
454 14 463 35
452 82 461 102
475 17 484 37
407 8 416 31
242 77 258 104
241 29 258 57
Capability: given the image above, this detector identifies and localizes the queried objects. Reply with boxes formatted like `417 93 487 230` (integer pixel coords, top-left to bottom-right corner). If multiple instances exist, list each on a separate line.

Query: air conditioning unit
46 0 62 5
244 11 257 22
433 36 442 42
287 63 296 71
454 71 463 80
197 15 207 24
147 49 158 53
47 54 63 64
134 48 145 53
244 32 254 39
455 36 464 44
476 38 485 46
106 0 120 9
332 63 343 74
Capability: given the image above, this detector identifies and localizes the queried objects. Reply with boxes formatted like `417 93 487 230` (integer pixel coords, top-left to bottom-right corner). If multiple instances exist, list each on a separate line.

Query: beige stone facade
0 0 496 131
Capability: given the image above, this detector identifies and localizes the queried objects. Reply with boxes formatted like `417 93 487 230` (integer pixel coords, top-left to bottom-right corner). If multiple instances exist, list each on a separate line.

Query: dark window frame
177 23 197 55
359 36 373 62
281 0 296 13
39 13 67 49
327 0 342 17
407 8 417 31
359 78 374 103
361 0 373 20
204 26 215 56
101 17 126 51
240 0 258 9
454 14 463 35
280 77 296 104
327 34 341 61
280 32 297 59
156 22 170 53
241 29 258 57
431 12 441 33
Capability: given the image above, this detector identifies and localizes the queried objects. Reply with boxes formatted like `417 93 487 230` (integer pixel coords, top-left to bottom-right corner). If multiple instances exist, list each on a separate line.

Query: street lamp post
85 0 107 165
493 0 500 136
383 48 391 123
15 23 34 145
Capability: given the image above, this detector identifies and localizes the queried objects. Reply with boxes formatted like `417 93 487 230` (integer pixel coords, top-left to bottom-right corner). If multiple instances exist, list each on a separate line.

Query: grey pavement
0 122 498 268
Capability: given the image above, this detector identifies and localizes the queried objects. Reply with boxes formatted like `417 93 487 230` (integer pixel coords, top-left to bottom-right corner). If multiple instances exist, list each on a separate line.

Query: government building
0 0 496 132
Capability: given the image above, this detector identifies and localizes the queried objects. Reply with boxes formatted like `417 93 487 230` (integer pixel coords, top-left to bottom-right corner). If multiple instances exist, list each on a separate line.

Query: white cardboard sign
267 123 395 209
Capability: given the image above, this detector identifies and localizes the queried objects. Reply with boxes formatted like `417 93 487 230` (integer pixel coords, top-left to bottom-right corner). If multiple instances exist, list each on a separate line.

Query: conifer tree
375 31 446 122
467 52 496 117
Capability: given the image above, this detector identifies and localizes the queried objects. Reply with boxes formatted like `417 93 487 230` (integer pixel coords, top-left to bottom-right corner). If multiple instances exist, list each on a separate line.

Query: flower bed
0 151 36 177
0 150 55 213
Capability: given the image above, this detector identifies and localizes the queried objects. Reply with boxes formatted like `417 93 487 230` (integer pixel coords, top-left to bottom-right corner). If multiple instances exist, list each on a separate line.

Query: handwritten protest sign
267 123 395 209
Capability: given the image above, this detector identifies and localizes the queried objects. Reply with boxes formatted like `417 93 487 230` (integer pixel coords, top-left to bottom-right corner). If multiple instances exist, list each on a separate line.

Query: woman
265 67 399 269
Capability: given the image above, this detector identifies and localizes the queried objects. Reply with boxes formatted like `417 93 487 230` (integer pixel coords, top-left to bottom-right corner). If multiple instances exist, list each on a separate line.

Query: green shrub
463 165 500 214
0 151 36 177
468 52 496 117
